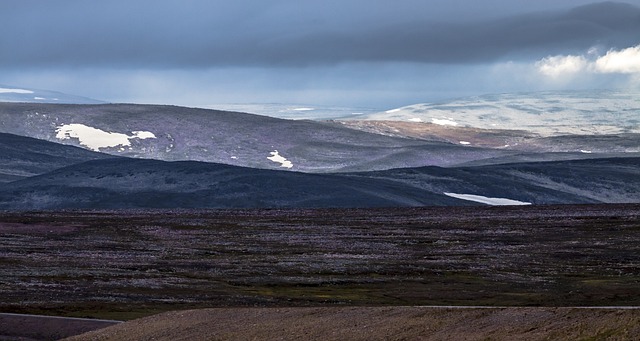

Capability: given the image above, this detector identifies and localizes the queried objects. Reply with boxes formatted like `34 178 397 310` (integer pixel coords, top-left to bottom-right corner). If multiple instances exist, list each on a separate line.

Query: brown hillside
64 307 640 341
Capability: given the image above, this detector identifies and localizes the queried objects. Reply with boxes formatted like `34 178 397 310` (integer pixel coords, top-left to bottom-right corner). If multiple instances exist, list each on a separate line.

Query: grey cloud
1 1 639 68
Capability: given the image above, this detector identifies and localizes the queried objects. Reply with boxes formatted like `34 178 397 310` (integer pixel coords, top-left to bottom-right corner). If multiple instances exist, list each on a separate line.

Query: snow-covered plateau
358 90 640 136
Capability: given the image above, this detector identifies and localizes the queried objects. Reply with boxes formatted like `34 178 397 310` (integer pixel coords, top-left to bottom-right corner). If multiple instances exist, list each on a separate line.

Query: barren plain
0 204 639 339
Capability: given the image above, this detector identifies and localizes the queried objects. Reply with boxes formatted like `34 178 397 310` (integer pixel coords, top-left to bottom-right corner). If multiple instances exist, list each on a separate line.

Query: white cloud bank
537 45 640 78
536 55 589 78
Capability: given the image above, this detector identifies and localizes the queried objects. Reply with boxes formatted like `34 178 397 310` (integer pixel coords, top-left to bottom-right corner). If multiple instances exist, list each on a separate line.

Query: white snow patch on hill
267 150 293 169
444 192 532 206
0 87 34 94
132 131 156 139
55 123 156 151
431 118 458 126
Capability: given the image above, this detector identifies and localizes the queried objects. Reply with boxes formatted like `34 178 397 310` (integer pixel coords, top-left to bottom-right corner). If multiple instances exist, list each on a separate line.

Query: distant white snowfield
359 90 640 136
55 123 156 151
267 150 293 169
0 87 34 94
431 118 458 126
444 192 532 206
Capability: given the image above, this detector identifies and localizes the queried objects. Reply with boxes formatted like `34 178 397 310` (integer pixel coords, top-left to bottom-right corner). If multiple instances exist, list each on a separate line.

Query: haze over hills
205 103 378 120
0 85 103 104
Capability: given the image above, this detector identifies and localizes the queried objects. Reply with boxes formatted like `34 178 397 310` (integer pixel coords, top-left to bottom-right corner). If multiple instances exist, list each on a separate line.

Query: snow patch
34 97 46 100
267 150 293 169
580 150 593 154
432 118 458 126
408 118 423 122
55 123 156 151
444 192 531 206
132 131 156 139
459 141 471 145
0 87 33 94
386 108 402 113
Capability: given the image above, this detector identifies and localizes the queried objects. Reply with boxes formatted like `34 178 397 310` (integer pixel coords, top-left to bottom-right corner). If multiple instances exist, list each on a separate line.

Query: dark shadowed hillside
0 132 111 182
0 155 637 209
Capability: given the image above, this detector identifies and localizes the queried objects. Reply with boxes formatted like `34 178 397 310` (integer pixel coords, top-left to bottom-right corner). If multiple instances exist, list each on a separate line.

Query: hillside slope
1 156 637 209
0 132 111 182
0 102 523 172
63 307 640 341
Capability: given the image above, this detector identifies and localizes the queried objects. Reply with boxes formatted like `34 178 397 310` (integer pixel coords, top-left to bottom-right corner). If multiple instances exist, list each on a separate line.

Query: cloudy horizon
2 0 640 109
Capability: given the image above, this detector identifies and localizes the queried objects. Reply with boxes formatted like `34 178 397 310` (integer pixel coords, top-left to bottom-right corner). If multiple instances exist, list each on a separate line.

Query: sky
2 0 640 109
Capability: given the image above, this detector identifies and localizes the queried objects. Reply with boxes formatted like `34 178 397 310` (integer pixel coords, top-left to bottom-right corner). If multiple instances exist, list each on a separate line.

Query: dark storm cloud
2 1 640 68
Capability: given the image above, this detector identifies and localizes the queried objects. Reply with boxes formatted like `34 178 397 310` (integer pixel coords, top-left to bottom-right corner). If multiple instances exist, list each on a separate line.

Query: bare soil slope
64 306 640 341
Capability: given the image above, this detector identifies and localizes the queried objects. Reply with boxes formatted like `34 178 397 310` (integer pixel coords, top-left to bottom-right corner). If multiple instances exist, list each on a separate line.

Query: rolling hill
0 102 518 172
0 149 637 209
0 132 111 183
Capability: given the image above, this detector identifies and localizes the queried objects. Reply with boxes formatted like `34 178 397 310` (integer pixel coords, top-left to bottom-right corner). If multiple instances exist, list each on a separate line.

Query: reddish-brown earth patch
63 306 640 341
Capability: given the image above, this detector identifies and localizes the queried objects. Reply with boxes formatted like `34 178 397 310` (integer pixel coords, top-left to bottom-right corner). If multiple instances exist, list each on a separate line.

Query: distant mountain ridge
0 85 103 104
2 91 638 175
0 91 637 210
0 102 520 173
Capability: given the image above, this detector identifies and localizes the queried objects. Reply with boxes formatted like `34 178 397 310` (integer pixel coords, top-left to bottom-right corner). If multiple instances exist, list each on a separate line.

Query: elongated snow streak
267 150 293 169
444 192 531 206
55 123 156 151
432 118 458 126
0 87 33 94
